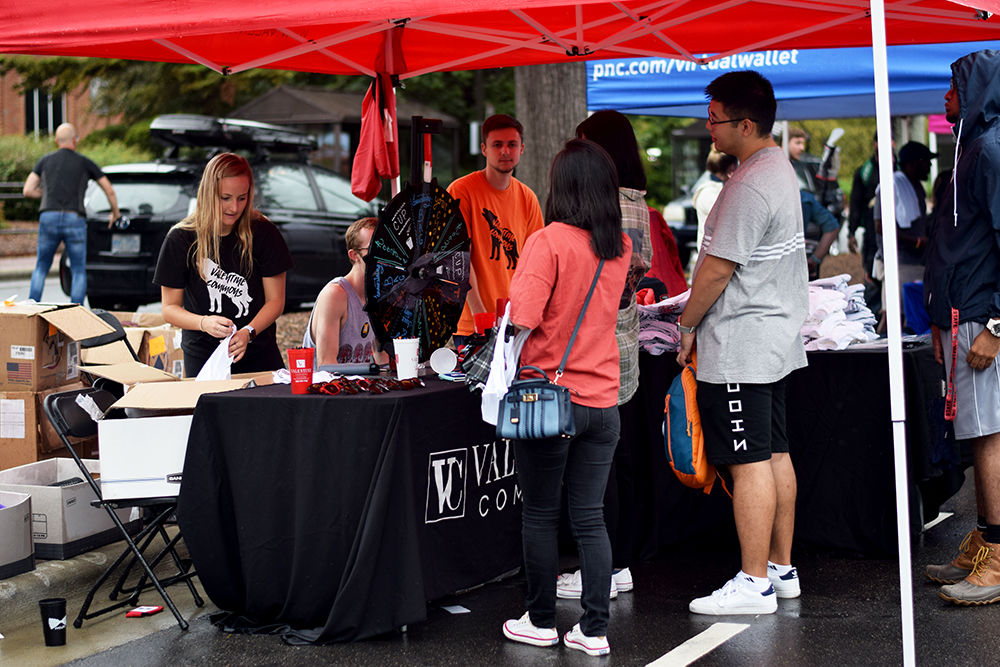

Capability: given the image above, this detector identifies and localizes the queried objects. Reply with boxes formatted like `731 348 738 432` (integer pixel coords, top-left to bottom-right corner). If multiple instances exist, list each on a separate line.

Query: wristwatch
241 325 256 342
987 318 1000 338
678 323 696 335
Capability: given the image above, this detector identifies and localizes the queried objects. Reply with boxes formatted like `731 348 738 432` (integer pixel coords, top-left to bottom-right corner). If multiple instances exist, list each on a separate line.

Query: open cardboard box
0 303 114 392
80 320 185 378
0 459 137 559
97 375 261 500
80 362 179 388
0 490 34 579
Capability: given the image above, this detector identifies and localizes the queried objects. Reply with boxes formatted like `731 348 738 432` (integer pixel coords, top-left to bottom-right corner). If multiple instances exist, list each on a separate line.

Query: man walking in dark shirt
22 122 120 304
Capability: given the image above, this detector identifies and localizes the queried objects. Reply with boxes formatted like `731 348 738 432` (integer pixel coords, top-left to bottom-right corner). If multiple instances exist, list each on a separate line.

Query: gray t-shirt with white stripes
693 146 809 384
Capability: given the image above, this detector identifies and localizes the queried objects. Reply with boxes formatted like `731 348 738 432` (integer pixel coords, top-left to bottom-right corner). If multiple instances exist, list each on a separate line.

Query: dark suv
65 114 379 311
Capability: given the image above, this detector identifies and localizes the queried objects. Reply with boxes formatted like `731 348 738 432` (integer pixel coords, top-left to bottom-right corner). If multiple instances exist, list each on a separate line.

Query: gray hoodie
924 49 1000 327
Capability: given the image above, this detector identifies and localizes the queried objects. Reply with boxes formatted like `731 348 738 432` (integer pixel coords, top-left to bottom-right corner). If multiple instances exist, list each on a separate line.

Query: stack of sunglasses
306 376 425 395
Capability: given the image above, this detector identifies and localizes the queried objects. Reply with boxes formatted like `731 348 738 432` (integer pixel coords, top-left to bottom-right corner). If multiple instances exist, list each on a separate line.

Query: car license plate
111 233 140 255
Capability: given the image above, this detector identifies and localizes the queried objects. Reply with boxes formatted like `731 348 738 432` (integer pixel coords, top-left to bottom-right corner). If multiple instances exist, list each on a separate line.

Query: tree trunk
514 62 588 203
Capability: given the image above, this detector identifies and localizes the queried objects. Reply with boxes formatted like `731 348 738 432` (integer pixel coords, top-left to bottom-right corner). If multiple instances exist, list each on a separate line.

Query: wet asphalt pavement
61 477 1000 666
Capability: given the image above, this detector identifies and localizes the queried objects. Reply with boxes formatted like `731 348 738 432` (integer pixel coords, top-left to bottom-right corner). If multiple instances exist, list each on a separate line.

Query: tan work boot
939 541 1000 605
925 530 985 584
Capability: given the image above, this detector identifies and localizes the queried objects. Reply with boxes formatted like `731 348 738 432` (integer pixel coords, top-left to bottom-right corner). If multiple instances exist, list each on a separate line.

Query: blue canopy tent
587 39 1000 119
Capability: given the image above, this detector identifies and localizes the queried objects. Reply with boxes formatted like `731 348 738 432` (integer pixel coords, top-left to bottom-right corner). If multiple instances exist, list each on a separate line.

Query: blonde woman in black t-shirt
154 153 293 377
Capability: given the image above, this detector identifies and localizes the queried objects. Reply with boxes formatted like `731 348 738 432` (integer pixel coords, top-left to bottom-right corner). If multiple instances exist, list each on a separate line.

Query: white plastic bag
481 303 529 425
196 326 235 381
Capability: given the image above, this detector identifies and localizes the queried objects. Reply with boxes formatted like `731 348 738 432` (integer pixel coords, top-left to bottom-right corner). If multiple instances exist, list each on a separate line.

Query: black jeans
514 403 619 637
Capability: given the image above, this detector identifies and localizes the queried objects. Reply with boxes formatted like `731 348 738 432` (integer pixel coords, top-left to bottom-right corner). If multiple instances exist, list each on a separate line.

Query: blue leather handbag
495 259 604 441
496 365 575 440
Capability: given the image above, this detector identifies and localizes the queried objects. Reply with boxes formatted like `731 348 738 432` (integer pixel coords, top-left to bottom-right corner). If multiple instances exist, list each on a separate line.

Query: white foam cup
430 347 458 374
394 338 420 380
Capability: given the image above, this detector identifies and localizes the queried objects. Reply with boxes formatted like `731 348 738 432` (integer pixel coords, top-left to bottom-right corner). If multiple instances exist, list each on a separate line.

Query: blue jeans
514 403 619 637
31 211 87 304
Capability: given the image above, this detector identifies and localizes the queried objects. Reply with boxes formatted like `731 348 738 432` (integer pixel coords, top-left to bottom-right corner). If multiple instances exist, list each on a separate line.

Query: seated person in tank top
303 217 387 366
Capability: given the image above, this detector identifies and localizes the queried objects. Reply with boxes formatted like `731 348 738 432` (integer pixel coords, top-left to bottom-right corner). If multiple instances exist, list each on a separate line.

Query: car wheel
59 253 72 297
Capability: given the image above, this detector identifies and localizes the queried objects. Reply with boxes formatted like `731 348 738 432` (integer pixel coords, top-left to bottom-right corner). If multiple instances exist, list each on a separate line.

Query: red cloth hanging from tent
351 73 400 201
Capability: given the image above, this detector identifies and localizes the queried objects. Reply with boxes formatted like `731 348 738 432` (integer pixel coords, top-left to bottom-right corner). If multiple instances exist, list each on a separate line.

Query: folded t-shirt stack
802 274 879 350
637 289 689 355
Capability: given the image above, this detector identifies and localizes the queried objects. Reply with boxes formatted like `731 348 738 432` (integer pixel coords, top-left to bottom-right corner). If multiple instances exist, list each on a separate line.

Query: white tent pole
870 2 915 666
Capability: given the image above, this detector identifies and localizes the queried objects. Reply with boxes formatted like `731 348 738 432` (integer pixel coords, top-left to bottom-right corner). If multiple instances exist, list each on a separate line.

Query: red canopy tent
3 1 999 662
1 1 999 78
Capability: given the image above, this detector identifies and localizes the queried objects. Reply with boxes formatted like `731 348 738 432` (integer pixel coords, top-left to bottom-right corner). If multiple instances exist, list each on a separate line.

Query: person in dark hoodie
923 50 1000 606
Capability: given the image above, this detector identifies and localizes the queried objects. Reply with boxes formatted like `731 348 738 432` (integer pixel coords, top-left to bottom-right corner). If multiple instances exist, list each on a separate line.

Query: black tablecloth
177 378 521 643
787 342 957 556
630 342 956 558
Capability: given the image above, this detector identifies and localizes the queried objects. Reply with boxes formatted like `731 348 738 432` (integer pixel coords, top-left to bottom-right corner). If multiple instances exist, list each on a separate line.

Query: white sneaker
564 623 610 656
502 612 558 647
612 567 633 592
689 574 778 615
556 570 618 600
767 564 801 599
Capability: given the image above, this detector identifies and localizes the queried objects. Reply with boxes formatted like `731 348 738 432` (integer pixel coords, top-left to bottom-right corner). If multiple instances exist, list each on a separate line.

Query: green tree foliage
0 56 516 175
630 115 692 208
0 133 152 222
0 55 294 148
316 69 515 174
785 118 879 198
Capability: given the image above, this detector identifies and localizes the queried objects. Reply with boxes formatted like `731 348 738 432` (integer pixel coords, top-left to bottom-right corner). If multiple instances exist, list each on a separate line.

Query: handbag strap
555 259 605 383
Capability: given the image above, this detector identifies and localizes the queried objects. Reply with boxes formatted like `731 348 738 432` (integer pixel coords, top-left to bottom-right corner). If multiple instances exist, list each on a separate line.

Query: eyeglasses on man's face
709 116 761 127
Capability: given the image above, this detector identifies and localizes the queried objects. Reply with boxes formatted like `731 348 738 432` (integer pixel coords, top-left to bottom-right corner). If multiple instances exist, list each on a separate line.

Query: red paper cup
496 298 510 319
474 312 496 334
287 347 314 394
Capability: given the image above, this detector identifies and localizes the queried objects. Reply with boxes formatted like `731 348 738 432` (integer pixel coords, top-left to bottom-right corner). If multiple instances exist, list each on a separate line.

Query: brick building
0 69 112 138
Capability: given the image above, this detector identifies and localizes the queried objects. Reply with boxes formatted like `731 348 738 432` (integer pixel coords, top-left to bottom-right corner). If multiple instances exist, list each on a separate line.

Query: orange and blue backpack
663 354 728 495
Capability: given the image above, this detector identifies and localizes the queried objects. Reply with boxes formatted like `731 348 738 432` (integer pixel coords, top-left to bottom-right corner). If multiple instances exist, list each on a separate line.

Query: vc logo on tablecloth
426 449 467 523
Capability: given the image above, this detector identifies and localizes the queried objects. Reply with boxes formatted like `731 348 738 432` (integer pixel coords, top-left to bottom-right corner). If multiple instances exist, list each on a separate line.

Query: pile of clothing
802 274 879 350
637 289 688 355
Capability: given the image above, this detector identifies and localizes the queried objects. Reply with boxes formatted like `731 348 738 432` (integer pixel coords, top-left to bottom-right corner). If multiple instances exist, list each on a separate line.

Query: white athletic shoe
612 567 633 592
689 573 778 615
556 570 618 600
502 612 558 647
767 564 801 599
564 623 611 656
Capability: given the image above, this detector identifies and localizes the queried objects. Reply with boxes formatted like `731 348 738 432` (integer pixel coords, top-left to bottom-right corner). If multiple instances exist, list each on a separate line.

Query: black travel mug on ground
39 597 67 646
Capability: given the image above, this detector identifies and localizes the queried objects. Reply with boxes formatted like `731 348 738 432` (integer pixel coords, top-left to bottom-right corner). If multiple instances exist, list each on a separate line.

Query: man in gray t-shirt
677 71 809 617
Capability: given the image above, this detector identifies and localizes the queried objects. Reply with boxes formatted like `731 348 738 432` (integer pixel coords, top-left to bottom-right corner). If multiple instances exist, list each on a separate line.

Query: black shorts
696 378 789 466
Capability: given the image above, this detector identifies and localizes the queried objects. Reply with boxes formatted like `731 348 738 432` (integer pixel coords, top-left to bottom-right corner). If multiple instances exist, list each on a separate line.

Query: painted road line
647 622 750 667
923 511 953 531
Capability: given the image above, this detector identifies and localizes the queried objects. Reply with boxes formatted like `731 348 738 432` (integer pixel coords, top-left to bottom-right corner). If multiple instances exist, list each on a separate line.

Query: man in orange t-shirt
448 114 544 341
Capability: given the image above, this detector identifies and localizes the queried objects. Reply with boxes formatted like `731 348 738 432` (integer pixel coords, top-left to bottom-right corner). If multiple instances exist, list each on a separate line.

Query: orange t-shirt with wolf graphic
447 170 544 336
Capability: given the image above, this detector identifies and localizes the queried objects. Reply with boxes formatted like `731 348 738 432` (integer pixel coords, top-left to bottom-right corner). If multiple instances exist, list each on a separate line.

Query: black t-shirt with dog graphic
154 216 293 376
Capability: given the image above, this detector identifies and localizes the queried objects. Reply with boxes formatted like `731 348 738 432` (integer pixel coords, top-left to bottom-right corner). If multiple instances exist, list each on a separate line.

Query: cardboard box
1 381 95 469
0 490 34 579
99 415 193 500
0 459 137 559
80 362 178 389
131 326 185 378
96 377 249 499
1 390 37 470
108 311 166 328
0 304 113 391
110 379 249 411
108 312 183 377
81 323 185 379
